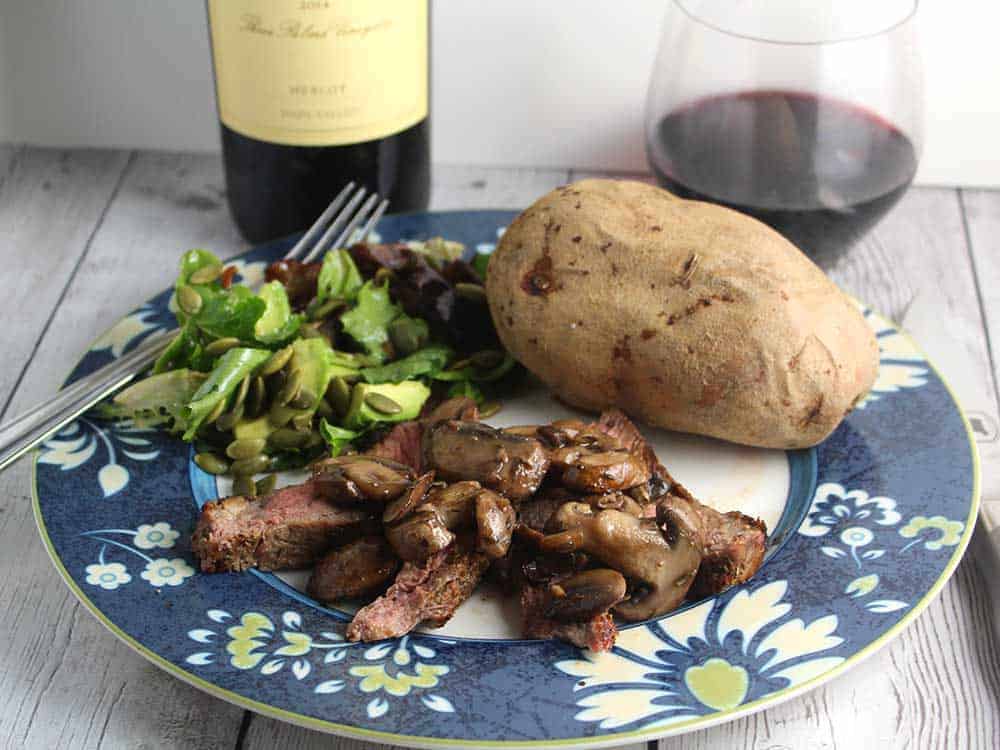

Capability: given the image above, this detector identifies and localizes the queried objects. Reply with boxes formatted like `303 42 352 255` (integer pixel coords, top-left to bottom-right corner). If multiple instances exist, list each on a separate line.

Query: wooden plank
431 164 571 210
0 151 246 749
0 146 132 411
958 189 1000 509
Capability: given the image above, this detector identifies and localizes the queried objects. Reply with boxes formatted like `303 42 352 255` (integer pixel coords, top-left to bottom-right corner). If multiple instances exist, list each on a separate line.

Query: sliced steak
306 536 400 603
520 584 617 652
658 492 768 598
366 421 424 472
596 409 768 597
346 540 489 641
423 420 550 500
192 482 372 573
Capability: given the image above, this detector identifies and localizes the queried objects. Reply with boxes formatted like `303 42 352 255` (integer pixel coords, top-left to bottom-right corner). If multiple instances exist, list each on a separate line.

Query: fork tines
284 183 389 265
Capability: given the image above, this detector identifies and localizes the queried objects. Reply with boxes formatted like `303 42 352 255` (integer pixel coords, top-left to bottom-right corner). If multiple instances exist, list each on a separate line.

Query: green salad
104 240 516 488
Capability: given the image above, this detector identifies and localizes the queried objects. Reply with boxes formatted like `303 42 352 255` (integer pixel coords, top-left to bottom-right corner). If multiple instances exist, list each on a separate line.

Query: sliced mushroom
581 492 645 517
423 420 550 500
543 568 627 622
553 448 651 494
423 396 479 423
385 509 455 562
382 472 435 524
382 481 481 562
504 419 590 449
426 481 482 529
306 536 400 602
539 499 702 621
313 455 416 503
475 490 516 559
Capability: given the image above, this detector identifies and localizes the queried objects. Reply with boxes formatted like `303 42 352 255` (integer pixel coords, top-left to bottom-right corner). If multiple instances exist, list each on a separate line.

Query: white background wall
0 1 996 186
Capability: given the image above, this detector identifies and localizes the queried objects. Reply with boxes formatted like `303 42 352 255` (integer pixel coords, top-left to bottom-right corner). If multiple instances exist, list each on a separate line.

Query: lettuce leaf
318 420 360 457
106 369 208 430
340 281 402 364
359 345 452 384
316 249 363 303
183 347 271 439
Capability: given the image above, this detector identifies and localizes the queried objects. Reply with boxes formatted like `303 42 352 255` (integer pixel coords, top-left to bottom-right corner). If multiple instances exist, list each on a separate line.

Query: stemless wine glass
645 0 923 265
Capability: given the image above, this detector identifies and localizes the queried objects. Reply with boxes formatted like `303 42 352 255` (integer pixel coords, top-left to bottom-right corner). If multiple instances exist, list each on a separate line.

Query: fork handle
0 331 174 473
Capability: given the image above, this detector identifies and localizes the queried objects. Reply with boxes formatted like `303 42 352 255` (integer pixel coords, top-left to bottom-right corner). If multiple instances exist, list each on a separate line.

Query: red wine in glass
648 91 919 263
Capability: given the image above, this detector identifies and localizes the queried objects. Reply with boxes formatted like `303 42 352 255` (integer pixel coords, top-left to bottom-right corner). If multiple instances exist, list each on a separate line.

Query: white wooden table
2 148 999 749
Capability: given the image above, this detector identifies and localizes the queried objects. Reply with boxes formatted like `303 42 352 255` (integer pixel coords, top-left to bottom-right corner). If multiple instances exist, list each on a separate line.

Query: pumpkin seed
300 322 324 339
388 317 427 355
325 377 351 416
189 264 224 285
269 428 310 450
231 454 271 476
454 282 487 303
289 386 317 411
291 413 314 432
232 375 251 411
204 398 227 425
205 337 241 357
365 392 402 415
315 397 334 419
479 400 502 419
268 403 298 428
246 376 266 418
255 474 277 496
261 345 293 376
307 298 345 321
215 404 244 432
471 349 505 370
276 369 303 406
226 437 266 460
194 452 229 475
177 284 203 315
232 475 257 497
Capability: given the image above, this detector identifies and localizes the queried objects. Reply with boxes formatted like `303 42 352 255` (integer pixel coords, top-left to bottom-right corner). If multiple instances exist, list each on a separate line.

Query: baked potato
485 179 878 449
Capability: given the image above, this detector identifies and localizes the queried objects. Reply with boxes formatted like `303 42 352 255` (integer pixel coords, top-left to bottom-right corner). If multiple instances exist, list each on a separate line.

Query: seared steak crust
520 584 617 651
346 540 489 642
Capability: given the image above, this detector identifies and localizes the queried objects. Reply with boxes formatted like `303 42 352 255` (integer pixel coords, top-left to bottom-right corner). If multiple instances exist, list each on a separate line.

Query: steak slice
662 492 768 598
596 409 767 597
191 481 372 573
520 584 617 652
346 540 489 641
366 421 425 472
307 536 400 603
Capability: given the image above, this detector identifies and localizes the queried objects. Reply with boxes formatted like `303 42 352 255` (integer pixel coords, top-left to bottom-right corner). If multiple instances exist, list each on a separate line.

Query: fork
0 183 388 473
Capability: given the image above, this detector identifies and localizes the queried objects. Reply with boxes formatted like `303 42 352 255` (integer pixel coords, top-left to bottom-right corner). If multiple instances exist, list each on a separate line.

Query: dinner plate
32 210 979 748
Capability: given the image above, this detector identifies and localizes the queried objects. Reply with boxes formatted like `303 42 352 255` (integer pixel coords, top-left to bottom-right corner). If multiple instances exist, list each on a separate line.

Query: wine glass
645 0 923 265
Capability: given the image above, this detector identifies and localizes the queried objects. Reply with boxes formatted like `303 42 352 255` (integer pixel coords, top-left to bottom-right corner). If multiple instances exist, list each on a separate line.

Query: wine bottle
206 1 430 243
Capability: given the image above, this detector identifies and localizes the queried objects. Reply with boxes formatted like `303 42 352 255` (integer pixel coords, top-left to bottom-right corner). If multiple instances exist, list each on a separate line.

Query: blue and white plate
32 211 979 748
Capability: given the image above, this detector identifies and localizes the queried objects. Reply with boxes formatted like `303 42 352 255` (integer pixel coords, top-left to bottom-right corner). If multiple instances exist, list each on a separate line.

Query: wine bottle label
207 0 428 146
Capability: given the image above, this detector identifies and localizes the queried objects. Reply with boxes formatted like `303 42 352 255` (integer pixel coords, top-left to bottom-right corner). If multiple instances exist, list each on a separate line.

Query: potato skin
485 179 878 449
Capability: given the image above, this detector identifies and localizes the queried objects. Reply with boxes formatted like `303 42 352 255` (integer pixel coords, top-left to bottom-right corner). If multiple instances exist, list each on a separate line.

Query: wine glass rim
670 0 919 46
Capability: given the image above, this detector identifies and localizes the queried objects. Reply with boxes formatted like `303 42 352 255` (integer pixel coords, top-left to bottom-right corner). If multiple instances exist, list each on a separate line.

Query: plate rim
29 209 982 748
